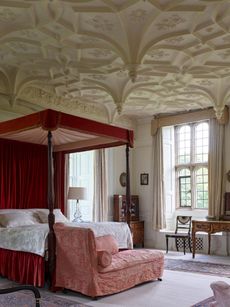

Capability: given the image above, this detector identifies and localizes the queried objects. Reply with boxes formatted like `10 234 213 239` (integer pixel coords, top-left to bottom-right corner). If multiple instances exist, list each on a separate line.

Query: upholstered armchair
54 223 164 298
210 281 230 307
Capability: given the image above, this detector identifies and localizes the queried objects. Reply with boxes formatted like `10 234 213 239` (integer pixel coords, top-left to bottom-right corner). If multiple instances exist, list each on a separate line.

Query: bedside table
130 221 144 247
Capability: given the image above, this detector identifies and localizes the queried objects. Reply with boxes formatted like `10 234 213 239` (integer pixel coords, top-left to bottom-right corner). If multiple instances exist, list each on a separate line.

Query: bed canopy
0 109 133 151
0 109 134 282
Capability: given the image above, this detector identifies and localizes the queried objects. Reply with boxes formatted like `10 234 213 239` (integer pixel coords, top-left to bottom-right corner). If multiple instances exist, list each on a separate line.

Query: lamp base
72 200 83 223
72 216 83 223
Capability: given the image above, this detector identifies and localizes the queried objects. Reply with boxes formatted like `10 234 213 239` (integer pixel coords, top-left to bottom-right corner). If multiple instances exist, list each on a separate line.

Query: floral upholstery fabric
98 249 164 273
95 234 119 254
210 281 230 307
54 223 164 298
97 250 112 268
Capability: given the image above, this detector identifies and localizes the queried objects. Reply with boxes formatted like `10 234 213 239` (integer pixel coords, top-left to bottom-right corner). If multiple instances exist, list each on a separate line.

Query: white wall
106 145 134 221
109 118 230 256
132 119 155 247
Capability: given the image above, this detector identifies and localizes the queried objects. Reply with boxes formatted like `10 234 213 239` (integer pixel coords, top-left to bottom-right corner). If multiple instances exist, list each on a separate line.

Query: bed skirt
0 248 45 287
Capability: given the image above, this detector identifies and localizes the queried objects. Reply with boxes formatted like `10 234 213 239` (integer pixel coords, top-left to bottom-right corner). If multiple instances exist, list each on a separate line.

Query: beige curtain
152 128 166 230
65 155 70 218
93 149 108 222
208 118 225 218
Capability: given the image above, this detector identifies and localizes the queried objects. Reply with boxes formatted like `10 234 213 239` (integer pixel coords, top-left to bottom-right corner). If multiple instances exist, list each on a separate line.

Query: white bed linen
0 221 133 256
0 224 49 256
68 221 133 249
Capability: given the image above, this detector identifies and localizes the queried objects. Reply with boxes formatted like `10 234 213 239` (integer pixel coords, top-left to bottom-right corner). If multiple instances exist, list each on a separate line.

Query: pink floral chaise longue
54 223 164 298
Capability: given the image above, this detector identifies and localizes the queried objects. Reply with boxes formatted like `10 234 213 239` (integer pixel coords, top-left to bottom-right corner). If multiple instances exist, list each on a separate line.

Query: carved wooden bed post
47 131 55 284
126 144 131 226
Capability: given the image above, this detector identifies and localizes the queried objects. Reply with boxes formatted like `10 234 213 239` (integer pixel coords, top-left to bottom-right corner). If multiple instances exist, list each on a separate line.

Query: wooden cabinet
130 221 144 247
113 194 139 222
221 192 230 221
225 192 230 214
113 195 144 248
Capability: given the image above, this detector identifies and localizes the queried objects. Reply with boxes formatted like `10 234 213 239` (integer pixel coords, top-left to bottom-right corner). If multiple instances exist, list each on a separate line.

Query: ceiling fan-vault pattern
0 0 230 124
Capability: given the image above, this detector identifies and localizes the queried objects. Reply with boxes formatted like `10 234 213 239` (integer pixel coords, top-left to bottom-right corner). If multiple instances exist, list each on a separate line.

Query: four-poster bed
0 109 134 286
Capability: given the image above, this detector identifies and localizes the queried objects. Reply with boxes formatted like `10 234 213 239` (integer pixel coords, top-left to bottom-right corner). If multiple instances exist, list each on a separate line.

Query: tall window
69 151 94 221
175 122 209 209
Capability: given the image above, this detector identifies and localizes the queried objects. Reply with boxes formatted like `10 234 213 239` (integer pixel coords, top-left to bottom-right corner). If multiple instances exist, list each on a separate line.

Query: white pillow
36 209 69 223
54 209 69 223
0 212 39 228
0 209 34 214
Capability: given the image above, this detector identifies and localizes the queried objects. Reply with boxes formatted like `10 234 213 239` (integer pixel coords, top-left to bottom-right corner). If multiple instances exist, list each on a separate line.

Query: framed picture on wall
140 173 149 185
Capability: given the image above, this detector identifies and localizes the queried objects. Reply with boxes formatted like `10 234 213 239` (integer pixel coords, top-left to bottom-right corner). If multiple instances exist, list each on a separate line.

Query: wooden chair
0 285 41 307
165 216 192 255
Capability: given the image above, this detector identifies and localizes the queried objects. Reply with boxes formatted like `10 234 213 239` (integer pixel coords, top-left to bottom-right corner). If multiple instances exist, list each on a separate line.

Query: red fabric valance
0 109 134 150
0 248 45 287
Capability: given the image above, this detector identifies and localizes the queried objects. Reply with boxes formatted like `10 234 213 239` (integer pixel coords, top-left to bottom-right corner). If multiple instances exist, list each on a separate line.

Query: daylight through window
175 122 209 209
69 151 94 221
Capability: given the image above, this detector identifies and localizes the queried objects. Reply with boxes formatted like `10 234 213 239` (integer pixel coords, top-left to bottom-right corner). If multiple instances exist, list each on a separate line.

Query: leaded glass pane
195 123 209 163
179 169 191 207
177 125 191 164
195 167 208 209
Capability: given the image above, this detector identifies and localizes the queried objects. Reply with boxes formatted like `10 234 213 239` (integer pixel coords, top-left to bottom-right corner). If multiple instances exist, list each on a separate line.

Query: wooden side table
130 220 144 247
192 219 230 258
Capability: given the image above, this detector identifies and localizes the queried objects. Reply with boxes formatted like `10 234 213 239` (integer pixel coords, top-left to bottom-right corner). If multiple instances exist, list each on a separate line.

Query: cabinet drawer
130 221 144 230
130 221 144 247
194 223 211 232
211 224 223 232
133 230 144 244
222 224 230 232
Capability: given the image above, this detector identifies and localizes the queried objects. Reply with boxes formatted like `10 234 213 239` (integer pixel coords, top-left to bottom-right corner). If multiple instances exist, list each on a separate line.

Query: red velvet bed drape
0 139 65 287
53 152 65 213
0 138 65 211
0 138 48 209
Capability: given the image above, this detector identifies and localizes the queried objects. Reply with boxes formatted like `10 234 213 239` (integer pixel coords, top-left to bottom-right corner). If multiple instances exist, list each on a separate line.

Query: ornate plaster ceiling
0 0 230 125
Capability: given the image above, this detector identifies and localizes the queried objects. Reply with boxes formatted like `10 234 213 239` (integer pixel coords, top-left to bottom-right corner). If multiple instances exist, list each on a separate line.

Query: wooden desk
192 220 230 258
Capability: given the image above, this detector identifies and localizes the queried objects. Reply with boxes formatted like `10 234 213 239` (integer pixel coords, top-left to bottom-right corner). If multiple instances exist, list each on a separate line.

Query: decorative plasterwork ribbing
0 0 230 123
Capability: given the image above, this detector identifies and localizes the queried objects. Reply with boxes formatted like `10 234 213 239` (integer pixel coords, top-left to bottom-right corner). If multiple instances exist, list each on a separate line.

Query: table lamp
68 187 87 222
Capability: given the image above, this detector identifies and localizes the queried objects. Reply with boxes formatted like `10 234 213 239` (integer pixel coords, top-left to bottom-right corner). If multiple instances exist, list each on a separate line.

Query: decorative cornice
19 86 107 120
